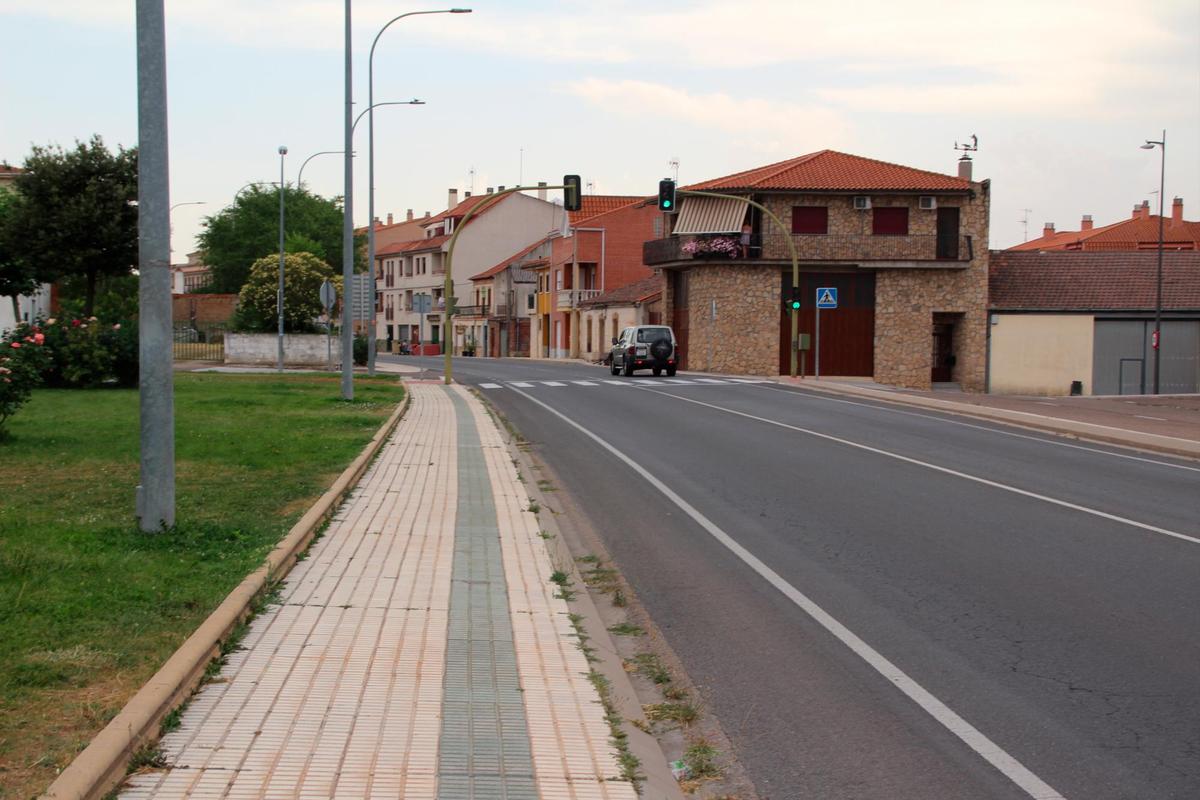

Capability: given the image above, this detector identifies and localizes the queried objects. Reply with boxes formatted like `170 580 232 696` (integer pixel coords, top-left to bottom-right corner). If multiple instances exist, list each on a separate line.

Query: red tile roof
470 237 552 281
989 251 1200 310
687 150 972 193
571 195 648 225
421 193 504 227
1008 215 1200 252
579 275 662 307
375 234 449 257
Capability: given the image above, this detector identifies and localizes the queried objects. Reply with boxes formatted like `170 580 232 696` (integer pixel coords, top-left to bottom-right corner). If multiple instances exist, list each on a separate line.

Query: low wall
172 293 238 324
989 313 1094 395
225 333 338 367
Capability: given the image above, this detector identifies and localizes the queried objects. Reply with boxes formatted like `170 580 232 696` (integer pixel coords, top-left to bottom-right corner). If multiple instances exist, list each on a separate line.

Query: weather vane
954 135 979 155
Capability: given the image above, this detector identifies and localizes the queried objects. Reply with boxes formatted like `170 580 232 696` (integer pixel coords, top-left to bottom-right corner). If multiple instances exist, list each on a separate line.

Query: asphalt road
387 355 1200 800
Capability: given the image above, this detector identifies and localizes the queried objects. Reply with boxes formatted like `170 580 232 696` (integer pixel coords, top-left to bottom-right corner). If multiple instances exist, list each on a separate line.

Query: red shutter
872 207 908 235
792 206 829 234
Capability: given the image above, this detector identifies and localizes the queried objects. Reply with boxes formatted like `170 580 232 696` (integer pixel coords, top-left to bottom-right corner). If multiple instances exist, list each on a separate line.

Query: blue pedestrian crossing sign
816 287 838 309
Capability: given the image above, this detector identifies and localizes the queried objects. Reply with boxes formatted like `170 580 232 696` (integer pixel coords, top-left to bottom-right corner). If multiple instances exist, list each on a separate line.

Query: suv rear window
635 327 672 343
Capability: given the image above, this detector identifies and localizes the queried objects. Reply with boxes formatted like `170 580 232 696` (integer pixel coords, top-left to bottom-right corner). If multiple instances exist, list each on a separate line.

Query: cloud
565 78 855 154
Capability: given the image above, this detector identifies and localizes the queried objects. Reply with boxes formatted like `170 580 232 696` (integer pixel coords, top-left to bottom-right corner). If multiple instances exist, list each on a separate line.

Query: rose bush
0 322 52 435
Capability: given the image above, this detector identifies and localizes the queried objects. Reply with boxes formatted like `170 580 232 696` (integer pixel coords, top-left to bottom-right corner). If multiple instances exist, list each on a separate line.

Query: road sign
413 294 432 314
816 287 838 309
319 280 337 310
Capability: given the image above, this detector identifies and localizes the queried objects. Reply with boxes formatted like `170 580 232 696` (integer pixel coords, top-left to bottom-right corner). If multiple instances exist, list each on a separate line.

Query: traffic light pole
442 183 572 385
676 191 800 377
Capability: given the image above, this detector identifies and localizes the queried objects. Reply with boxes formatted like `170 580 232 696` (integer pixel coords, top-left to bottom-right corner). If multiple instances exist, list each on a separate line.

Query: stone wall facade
683 264 779 375
226 333 334 367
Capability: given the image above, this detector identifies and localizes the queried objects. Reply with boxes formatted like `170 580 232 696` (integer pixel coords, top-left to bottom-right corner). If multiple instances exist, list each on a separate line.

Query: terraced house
645 150 991 390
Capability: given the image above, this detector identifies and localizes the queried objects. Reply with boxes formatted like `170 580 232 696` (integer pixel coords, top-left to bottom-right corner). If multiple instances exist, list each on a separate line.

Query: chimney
1133 200 1150 219
447 188 458 209
498 185 506 192
373 216 381 228
406 208 413 222
1172 197 1183 223
1080 215 1093 231
957 155 972 181
537 181 547 201
1043 222 1055 238
486 187 494 194
464 191 472 199
424 211 430 218
386 212 393 225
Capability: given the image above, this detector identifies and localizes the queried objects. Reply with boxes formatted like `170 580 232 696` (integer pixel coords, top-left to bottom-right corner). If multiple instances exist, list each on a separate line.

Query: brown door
931 323 954 382
671 270 690 369
936 207 960 260
779 272 875 376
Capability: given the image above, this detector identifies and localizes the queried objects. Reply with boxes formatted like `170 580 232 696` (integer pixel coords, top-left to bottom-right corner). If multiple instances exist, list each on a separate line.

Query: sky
1 0 1198 256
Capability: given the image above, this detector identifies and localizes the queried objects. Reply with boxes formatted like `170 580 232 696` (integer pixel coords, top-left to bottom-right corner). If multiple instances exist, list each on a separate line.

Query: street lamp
367 7 471 375
277 145 287 372
1140 130 1165 394
168 200 204 256
297 151 343 189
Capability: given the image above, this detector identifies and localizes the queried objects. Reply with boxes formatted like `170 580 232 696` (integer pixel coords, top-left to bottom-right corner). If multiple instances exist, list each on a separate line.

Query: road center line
641 388 1200 546
755 384 1200 474
505 385 1068 800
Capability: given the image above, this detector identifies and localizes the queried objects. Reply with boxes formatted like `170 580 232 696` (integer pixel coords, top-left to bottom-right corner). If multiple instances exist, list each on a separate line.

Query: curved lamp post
367 7 471 375
297 151 343 189
168 201 204 257
277 145 287 372
1140 131 1165 395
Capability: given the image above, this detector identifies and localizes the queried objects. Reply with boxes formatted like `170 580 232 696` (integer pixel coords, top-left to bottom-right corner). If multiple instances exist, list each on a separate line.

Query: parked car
610 325 678 376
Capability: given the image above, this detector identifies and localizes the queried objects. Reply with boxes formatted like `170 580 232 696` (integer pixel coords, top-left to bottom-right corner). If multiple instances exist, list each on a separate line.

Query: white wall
989 313 1095 395
0 285 53 333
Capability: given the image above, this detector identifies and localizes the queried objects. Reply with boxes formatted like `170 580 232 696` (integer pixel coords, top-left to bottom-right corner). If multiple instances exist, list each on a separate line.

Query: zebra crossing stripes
476 377 768 391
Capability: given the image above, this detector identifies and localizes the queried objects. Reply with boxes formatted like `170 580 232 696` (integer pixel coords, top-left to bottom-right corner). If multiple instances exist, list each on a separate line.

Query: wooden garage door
778 272 874 376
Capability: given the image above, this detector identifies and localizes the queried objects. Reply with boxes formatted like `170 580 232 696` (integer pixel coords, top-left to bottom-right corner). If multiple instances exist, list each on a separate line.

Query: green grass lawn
0 373 403 800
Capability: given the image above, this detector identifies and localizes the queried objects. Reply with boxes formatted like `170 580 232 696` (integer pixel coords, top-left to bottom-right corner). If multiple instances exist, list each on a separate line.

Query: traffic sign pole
815 305 820 380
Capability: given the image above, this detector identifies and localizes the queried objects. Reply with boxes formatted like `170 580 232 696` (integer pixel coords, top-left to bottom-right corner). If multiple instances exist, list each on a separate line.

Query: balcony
455 304 487 318
557 289 603 309
536 292 552 315
490 304 512 319
644 233 973 266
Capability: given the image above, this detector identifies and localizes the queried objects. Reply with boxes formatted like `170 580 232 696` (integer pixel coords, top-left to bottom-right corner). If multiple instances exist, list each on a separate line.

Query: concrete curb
41 390 412 800
772 379 1200 460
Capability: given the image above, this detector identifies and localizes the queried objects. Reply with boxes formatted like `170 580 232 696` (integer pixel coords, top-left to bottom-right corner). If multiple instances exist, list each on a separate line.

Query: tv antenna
668 157 680 183
1020 208 1032 242
467 166 476 193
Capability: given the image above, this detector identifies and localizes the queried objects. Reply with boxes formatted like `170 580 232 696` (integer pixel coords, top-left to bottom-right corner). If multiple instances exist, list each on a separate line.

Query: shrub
100 319 138 387
40 317 114 388
236 252 341 334
353 334 368 366
0 323 52 434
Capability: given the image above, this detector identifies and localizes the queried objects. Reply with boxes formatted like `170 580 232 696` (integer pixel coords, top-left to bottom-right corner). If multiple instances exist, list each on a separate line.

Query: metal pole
815 305 821 379
367 9 470 377
1154 129 1165 395
277 146 287 372
135 0 175 531
298 150 343 189
340 0 354 400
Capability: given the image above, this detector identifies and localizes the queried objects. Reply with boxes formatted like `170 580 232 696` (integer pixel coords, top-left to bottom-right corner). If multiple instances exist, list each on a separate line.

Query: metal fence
173 322 227 361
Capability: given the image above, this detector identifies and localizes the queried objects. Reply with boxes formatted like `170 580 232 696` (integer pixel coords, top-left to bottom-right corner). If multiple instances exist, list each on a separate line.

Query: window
792 206 828 235
872 207 908 235
555 270 563 291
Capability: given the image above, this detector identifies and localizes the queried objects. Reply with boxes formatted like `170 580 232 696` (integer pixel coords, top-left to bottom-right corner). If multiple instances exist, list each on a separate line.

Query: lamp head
450 8 472 12
1140 142 1155 150
278 145 288 155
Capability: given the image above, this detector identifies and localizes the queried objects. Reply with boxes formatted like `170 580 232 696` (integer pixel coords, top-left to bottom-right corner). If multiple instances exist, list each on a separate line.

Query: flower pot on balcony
693 251 735 260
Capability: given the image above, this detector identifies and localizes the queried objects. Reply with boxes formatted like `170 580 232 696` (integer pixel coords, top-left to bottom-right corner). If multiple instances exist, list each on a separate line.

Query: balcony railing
455 304 486 317
644 234 973 265
557 289 603 308
491 304 511 319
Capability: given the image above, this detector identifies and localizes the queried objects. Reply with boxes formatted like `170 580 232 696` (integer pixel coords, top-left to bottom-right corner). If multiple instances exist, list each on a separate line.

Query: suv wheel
623 360 634 377
666 366 677 377
652 367 662 376
610 358 619 375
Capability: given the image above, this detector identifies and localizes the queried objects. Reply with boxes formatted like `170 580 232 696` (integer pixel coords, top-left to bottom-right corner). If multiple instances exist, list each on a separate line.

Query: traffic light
563 174 582 212
789 287 801 311
658 179 677 212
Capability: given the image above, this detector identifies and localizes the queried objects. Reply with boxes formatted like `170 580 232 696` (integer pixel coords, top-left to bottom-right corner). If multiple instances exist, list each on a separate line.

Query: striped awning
672 195 749 234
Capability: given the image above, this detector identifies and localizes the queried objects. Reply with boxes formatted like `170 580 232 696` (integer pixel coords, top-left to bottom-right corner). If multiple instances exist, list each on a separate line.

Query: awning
672 195 749 234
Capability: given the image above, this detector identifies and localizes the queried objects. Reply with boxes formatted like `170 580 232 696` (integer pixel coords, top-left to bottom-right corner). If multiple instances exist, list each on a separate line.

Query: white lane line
507 385 1068 800
572 381 599 386
639 379 666 385
603 380 629 386
647 389 1200 546
1036 402 1059 406
1135 415 1167 421
541 381 567 387
757 385 1200 474
730 378 770 384
662 379 696 384
479 383 503 389
694 378 729 384
510 382 535 388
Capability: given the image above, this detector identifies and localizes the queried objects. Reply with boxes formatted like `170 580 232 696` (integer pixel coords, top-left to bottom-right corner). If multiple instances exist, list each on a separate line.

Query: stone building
645 150 991 390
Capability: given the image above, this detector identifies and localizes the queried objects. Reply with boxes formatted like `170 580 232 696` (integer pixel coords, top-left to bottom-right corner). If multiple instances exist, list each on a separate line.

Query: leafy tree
200 186 361 293
2 137 137 316
235 252 341 334
0 189 38 322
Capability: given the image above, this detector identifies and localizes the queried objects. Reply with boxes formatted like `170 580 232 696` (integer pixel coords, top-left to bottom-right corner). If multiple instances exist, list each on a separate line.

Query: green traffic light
663 200 672 208
790 301 800 310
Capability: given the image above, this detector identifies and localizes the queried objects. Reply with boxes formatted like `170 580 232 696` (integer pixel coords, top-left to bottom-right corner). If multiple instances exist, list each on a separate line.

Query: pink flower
81 324 88 329
112 324 121 331
3 378 10 383
46 318 56 325
72 319 81 327
0 366 10 374
88 316 98 322
33 333 45 345
10 342 20 348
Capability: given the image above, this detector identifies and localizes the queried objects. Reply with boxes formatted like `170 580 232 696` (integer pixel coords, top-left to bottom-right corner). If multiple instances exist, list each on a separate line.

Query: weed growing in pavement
663 684 691 701
644 701 700 726
127 743 168 772
527 500 541 514
612 589 627 607
536 478 557 492
549 570 576 601
159 699 190 736
567 613 597 662
537 530 554 540
576 554 599 564
627 653 672 685
587 669 643 788
607 623 645 637
683 739 722 780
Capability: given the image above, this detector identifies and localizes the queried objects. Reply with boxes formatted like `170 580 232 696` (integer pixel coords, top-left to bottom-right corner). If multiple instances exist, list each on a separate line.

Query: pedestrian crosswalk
476 377 770 390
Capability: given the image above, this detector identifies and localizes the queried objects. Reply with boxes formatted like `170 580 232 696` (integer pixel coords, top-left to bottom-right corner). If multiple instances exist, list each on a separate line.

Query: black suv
610 325 678 376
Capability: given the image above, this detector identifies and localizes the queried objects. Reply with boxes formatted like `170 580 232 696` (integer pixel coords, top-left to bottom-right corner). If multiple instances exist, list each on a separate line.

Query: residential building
577 275 664 362
529 195 658 359
0 163 53 332
1009 198 1198 252
0 163 23 192
374 187 559 354
644 150 990 390
468 239 550 358
171 251 212 294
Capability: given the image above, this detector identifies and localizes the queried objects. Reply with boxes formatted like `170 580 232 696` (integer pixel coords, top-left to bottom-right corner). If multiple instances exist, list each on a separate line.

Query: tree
0 190 38 322
200 186 361 294
236 252 341 333
3 137 137 316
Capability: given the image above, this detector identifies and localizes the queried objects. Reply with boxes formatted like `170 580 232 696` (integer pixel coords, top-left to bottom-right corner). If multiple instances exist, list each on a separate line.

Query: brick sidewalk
122 383 635 800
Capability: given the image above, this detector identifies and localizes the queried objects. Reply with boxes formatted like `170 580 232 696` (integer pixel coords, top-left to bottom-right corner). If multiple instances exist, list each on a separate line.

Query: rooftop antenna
467 166 476 194
586 180 595 195
519 148 523 186
668 156 680 184
1020 208 1032 242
